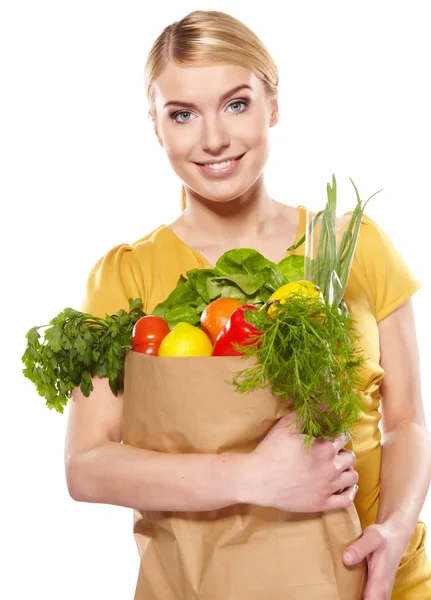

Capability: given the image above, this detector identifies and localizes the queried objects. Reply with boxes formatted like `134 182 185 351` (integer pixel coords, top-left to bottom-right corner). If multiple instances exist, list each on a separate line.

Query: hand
342 519 410 599
246 413 359 512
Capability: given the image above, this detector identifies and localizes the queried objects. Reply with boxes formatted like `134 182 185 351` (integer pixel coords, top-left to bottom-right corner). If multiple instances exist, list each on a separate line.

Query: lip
195 153 246 177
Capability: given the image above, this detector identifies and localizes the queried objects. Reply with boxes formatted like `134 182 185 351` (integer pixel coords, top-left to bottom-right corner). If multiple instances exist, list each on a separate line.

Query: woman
65 10 431 599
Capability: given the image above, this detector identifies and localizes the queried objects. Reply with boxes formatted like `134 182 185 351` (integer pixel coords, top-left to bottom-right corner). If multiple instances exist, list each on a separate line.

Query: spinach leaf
215 248 276 276
211 272 264 295
215 248 285 294
152 277 199 321
277 255 306 283
194 269 219 303
162 304 201 328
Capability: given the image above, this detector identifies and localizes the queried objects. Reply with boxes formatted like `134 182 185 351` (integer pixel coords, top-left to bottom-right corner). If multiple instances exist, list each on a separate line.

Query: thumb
343 525 383 565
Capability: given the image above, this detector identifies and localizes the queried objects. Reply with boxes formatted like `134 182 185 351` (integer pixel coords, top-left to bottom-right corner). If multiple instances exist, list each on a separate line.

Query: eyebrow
163 84 253 110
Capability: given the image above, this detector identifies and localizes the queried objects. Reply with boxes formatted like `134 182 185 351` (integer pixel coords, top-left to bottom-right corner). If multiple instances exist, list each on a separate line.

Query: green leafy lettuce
152 249 305 328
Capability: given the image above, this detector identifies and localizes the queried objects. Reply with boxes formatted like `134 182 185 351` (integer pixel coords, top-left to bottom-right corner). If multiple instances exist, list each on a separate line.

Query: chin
202 183 247 200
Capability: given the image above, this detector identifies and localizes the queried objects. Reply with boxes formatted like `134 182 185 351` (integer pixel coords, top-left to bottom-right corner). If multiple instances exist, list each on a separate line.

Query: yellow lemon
158 322 213 356
267 280 324 316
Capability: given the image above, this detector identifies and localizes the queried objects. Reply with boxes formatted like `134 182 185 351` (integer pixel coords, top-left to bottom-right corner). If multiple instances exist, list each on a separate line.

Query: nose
200 115 230 154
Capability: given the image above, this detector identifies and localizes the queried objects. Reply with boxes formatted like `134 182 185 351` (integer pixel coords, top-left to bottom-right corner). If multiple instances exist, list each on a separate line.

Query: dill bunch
231 294 367 451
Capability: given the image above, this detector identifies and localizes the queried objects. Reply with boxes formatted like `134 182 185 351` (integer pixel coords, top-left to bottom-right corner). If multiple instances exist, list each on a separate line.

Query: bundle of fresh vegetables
22 174 381 450
136 174 383 449
22 298 145 414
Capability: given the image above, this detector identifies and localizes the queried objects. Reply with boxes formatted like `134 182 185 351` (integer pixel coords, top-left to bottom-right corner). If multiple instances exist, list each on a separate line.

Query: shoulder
350 211 393 270
91 224 167 272
129 224 171 255
349 211 421 322
353 211 385 246
352 210 418 277
81 225 166 317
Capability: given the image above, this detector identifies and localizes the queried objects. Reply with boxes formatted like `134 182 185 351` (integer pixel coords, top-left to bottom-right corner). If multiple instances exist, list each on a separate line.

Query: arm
341 298 431 595
72 248 256 512
65 376 249 512
375 298 431 539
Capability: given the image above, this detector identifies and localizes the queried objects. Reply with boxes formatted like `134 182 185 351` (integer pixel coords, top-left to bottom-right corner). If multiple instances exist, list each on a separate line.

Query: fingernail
344 551 355 564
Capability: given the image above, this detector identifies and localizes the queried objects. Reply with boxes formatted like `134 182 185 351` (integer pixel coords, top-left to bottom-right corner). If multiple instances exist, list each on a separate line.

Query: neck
180 177 281 243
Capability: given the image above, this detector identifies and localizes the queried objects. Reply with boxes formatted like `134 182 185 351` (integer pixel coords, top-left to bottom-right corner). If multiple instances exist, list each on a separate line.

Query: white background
1 1 430 598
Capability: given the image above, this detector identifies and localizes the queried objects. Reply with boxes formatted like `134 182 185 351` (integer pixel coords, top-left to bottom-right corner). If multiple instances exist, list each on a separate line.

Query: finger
332 431 351 453
323 484 358 510
331 467 359 494
363 577 392 600
343 526 384 565
334 449 357 473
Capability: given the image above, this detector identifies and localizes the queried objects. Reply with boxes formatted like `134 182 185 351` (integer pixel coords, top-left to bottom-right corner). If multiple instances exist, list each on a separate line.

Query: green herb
231 294 367 451
286 174 383 306
21 298 145 413
227 175 385 450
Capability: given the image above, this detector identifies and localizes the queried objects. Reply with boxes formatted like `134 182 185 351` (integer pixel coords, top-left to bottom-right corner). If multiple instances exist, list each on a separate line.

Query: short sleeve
354 212 422 323
81 244 146 318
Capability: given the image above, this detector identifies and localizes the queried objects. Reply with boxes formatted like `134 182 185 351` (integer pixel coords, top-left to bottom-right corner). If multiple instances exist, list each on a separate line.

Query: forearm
68 441 250 512
376 422 431 538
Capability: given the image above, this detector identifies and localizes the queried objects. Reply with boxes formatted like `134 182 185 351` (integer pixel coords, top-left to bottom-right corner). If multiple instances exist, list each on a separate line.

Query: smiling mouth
195 153 246 166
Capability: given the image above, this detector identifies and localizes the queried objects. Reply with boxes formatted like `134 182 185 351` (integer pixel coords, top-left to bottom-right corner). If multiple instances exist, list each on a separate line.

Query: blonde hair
144 10 279 212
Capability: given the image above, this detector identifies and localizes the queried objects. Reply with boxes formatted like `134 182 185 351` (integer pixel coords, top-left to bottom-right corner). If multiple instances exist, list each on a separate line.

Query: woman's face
151 61 278 204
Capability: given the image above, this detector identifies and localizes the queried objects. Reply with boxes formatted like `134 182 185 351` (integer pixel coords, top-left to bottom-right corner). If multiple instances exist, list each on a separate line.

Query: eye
227 100 249 114
170 110 195 124
170 99 250 124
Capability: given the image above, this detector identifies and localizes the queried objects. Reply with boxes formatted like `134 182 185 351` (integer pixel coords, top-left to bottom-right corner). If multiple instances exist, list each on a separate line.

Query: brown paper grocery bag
122 351 367 600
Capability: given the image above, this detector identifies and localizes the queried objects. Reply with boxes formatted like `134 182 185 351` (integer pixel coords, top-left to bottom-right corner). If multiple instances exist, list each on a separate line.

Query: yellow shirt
82 204 431 598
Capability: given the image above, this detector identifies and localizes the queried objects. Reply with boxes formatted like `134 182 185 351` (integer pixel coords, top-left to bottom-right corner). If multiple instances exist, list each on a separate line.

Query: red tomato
132 315 170 348
133 343 160 356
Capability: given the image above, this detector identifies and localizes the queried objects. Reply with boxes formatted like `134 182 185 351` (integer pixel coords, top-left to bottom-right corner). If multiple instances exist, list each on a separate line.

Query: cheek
158 117 195 156
161 133 196 178
244 116 271 164
236 109 271 150
163 132 194 158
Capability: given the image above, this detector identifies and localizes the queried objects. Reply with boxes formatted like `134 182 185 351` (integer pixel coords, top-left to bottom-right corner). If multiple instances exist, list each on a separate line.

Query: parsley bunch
232 295 367 451
22 298 145 414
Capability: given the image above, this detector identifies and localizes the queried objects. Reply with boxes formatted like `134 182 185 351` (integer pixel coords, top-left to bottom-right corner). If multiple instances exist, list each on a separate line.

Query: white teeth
206 158 235 170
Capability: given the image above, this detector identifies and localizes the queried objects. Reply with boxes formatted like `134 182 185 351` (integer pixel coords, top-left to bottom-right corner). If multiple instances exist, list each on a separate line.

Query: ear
269 95 279 127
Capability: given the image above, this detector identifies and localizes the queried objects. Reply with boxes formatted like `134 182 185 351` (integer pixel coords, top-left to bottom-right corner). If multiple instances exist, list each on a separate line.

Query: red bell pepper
212 304 262 356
